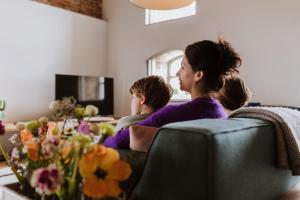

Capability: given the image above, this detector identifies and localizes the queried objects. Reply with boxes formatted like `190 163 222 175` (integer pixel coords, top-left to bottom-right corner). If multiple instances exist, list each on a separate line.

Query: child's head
129 76 172 114
217 77 252 112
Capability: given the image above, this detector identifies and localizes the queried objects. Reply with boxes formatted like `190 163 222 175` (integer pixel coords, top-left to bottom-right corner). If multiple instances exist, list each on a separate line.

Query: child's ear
194 70 204 82
140 95 146 105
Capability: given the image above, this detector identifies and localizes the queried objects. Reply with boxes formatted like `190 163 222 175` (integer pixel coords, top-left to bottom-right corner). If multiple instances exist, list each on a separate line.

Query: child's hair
185 39 241 92
129 76 172 111
218 77 252 111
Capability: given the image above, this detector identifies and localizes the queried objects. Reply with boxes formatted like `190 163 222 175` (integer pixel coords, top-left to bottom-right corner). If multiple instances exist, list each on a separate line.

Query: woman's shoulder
155 98 217 112
182 97 219 107
184 97 226 115
150 97 223 117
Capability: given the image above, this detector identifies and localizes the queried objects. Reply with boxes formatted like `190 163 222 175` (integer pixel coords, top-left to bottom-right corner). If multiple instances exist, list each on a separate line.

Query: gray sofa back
130 118 300 200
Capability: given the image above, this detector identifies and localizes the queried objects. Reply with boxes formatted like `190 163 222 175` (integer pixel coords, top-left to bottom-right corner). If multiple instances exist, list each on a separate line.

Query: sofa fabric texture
128 118 300 200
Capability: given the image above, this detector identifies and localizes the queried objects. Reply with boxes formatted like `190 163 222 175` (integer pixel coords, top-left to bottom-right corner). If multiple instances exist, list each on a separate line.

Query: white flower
49 101 58 111
11 147 20 160
41 137 60 159
22 145 28 154
20 161 28 170
64 119 76 130
9 134 18 144
92 135 101 144
84 105 99 117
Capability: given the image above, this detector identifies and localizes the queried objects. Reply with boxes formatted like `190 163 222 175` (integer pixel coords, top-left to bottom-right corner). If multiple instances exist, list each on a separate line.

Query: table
0 162 28 200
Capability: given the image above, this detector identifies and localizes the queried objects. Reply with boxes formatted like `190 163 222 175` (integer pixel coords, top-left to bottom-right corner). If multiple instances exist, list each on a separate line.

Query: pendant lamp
130 0 194 10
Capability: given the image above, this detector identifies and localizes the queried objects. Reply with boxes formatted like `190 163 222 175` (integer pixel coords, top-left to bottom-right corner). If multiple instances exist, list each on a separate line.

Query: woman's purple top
104 97 226 149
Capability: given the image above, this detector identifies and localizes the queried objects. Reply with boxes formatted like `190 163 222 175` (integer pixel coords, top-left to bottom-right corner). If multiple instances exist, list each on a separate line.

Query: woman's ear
194 70 204 82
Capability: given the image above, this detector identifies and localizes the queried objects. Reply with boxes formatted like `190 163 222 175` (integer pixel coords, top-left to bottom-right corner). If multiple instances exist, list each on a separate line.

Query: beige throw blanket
229 107 300 175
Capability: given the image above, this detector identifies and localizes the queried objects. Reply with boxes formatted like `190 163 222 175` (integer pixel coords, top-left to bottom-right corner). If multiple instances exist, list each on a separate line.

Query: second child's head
129 76 172 115
217 77 252 112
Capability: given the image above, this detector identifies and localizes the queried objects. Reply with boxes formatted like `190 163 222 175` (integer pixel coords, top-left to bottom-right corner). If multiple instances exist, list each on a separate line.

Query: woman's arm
104 104 179 149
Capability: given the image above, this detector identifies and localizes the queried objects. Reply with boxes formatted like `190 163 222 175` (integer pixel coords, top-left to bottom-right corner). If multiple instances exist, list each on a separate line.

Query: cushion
129 125 158 152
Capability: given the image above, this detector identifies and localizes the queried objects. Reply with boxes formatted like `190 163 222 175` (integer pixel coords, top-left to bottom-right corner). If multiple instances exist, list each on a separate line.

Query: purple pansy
77 121 90 135
30 166 63 195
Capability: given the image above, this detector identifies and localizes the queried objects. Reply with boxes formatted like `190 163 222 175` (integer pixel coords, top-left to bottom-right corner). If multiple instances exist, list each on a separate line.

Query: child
115 76 172 132
217 76 252 114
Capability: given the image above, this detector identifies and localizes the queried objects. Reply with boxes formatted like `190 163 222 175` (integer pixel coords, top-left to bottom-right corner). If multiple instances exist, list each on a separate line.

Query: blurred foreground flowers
0 98 131 200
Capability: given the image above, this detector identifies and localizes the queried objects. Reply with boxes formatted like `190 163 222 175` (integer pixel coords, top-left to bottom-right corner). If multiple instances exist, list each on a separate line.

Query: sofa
121 117 300 200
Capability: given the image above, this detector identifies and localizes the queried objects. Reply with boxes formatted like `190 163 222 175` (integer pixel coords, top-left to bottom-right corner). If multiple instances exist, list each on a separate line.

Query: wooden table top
0 161 7 169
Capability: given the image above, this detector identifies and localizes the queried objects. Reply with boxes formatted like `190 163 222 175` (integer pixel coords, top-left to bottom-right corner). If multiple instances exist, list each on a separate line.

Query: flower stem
68 153 79 196
0 141 24 183
72 154 79 180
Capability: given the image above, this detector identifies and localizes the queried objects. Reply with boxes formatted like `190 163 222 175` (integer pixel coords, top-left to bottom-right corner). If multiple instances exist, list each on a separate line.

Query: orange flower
61 141 72 159
27 140 39 161
83 177 108 198
79 144 131 198
20 129 33 144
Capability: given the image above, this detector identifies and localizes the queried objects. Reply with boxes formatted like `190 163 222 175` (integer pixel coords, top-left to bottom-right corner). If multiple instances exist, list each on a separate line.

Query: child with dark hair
115 75 172 132
217 76 252 114
105 39 242 149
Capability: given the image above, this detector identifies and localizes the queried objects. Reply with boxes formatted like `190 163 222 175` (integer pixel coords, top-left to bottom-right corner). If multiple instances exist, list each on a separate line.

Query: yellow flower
98 123 115 136
79 144 132 198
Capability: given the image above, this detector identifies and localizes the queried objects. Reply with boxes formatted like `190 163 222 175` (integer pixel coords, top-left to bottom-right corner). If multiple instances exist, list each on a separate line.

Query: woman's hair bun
216 39 241 75
185 39 242 92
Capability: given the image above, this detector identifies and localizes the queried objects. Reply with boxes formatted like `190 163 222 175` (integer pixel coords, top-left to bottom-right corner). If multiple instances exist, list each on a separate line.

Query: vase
0 183 126 200
0 183 62 200
0 183 33 200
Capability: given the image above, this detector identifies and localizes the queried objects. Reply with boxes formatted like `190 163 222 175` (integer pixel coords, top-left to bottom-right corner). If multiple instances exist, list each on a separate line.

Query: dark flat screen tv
55 74 113 116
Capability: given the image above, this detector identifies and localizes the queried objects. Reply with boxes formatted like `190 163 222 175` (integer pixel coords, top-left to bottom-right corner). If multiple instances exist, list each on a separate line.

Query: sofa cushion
130 118 300 200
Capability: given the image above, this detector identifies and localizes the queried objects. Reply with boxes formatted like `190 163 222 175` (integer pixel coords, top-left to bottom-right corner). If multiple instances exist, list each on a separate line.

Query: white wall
103 0 300 118
0 0 108 122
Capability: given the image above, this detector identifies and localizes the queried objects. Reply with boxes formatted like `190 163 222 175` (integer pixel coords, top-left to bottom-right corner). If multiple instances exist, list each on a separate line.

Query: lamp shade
130 0 195 10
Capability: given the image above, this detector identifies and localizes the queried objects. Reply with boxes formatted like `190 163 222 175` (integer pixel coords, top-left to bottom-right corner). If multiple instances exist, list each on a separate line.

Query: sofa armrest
130 118 300 200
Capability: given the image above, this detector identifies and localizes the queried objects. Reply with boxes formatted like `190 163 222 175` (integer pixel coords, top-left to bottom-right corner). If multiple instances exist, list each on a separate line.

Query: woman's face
176 56 196 93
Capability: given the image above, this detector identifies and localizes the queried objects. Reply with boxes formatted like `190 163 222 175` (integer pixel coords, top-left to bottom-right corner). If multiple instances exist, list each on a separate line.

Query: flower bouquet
0 98 132 200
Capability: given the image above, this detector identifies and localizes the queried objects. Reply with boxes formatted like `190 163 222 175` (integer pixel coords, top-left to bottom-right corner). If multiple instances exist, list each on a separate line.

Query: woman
104 39 241 149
